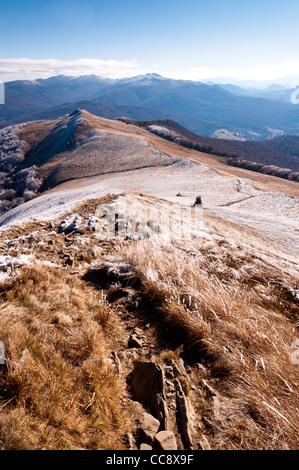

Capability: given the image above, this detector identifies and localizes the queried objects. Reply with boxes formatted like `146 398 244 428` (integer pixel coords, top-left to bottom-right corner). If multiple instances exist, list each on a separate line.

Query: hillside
0 110 298 450
121 118 299 178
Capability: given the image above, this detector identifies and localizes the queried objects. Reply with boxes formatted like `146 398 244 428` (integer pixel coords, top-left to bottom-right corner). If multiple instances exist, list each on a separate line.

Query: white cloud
168 60 299 85
0 58 141 82
1 57 299 86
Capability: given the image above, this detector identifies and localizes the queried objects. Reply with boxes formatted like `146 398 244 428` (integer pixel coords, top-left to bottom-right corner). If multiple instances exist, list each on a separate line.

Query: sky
1 0 299 86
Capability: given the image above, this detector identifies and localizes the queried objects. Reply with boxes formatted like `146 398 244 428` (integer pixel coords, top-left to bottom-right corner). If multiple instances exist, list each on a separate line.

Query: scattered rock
155 431 177 450
136 412 160 444
132 361 168 430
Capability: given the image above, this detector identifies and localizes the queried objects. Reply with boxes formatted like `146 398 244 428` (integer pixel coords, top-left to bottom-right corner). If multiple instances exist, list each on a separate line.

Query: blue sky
1 0 299 84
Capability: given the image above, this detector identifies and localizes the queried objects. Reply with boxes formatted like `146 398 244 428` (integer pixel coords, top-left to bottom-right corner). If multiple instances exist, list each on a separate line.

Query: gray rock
136 412 160 444
155 431 177 450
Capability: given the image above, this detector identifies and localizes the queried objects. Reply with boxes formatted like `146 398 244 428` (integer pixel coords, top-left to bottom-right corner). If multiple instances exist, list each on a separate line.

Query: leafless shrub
0 124 43 215
227 157 299 182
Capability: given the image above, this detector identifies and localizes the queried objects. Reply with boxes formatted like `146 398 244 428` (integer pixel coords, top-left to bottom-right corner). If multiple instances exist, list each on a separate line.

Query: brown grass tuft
0 265 129 450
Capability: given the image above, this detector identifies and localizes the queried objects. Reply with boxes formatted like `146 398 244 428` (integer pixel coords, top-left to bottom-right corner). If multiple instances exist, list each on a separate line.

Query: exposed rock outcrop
132 361 168 430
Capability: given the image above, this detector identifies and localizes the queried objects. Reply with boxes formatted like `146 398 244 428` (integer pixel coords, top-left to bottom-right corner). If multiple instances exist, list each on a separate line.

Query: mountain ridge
1 73 299 140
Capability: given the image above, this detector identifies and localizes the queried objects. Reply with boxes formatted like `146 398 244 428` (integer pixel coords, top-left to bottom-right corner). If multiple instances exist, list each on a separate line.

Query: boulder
155 431 177 451
136 412 160 444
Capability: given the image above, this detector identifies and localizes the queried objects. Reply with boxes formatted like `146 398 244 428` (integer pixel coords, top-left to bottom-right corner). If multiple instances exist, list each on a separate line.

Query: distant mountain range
1 73 299 141
214 82 298 103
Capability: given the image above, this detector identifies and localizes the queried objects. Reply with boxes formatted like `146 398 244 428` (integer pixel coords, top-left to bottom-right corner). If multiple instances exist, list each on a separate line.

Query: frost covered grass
0 194 298 450
121 236 299 450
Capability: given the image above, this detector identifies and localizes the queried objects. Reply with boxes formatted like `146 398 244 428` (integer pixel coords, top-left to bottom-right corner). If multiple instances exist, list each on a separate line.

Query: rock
58 214 84 234
155 431 177 450
84 257 139 289
136 412 160 444
132 361 168 430
128 400 145 416
165 367 175 380
129 334 143 349
167 359 185 378
175 379 195 449
140 443 153 451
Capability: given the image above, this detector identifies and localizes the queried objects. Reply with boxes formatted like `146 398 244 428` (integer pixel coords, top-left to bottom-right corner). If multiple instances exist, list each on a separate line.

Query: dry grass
121 239 299 450
0 195 298 450
0 265 129 450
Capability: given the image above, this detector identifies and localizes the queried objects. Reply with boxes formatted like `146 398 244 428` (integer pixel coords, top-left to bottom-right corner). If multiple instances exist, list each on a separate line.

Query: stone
136 412 160 444
84 257 139 289
175 379 195 449
155 431 177 451
132 361 168 430
168 359 184 378
140 443 153 451
129 334 143 349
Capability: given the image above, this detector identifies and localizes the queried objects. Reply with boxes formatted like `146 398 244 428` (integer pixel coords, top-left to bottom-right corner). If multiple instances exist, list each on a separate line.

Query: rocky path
85 257 212 451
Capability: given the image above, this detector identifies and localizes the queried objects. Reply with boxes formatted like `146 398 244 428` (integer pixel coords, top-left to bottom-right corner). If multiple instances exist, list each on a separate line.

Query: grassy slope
0 196 298 450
